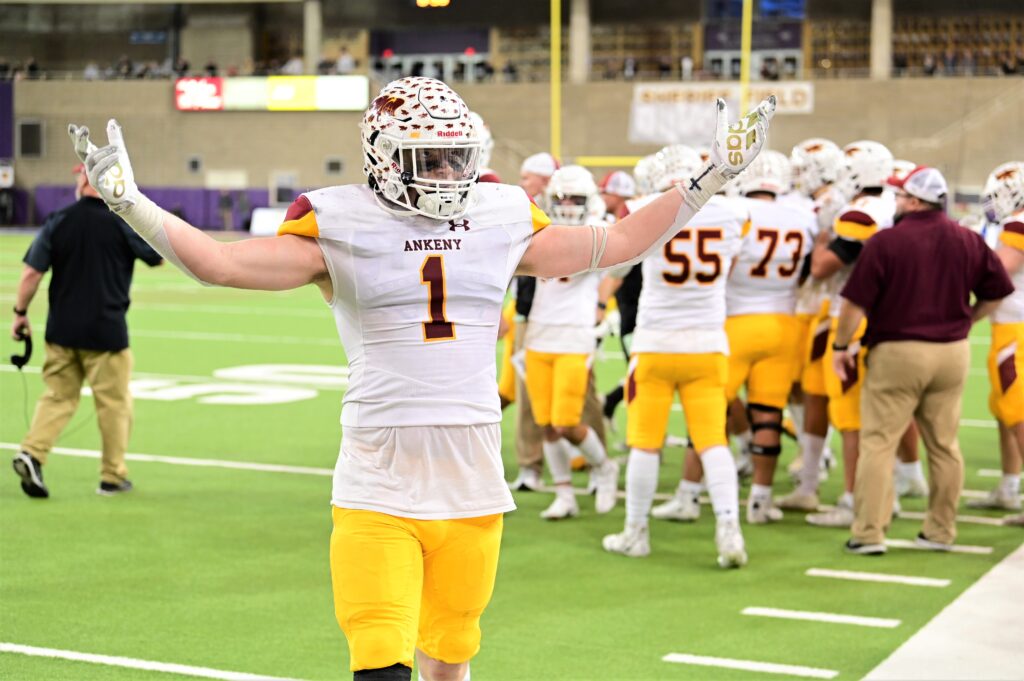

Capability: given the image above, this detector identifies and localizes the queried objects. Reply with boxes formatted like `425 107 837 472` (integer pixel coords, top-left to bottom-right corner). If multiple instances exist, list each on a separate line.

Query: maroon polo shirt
841 210 1014 347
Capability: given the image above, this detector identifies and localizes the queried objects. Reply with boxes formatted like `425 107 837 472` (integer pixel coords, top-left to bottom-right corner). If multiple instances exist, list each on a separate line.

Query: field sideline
0 233 1020 680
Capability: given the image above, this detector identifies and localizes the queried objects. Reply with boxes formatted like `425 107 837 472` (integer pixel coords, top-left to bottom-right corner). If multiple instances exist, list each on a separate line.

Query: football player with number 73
68 77 775 681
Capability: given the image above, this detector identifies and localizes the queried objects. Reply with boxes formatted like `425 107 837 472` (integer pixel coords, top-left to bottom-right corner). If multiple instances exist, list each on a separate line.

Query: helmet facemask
549 193 590 225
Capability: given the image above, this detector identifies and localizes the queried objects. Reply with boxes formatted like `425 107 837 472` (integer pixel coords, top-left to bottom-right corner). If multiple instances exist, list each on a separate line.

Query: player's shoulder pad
277 184 380 239
999 214 1024 250
834 195 890 241
470 182 549 232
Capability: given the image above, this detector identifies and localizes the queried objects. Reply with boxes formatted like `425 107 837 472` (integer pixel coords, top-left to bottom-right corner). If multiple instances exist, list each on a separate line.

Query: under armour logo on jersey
448 219 471 231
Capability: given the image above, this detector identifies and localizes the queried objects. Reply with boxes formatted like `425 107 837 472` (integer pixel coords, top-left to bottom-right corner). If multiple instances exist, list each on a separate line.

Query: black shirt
23 197 162 352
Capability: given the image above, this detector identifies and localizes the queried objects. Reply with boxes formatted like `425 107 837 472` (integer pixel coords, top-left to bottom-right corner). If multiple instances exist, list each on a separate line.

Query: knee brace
748 403 783 456
354 663 412 681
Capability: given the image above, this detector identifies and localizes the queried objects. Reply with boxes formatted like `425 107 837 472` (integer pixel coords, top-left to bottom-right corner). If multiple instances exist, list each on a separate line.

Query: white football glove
68 119 140 214
710 95 776 179
679 95 777 211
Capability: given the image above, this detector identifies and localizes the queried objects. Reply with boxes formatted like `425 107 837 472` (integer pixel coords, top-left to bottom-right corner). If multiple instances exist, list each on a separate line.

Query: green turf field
0 233 1019 680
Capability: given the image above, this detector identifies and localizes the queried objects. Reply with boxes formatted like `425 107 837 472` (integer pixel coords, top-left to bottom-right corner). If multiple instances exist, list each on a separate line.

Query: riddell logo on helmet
436 130 463 138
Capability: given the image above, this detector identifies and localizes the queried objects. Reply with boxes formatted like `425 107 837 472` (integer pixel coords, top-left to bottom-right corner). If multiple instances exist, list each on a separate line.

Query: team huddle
64 74 1020 681
497 132 1024 566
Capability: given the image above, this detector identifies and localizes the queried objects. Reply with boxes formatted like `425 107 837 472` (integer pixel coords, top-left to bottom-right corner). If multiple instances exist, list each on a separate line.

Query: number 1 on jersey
420 255 456 342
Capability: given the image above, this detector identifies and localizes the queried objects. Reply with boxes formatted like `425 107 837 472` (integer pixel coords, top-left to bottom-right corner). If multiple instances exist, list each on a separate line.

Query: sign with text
174 75 369 112
628 81 813 146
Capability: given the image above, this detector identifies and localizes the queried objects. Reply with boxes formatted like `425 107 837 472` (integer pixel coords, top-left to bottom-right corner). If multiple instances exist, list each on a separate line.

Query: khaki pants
513 322 605 471
852 340 969 545
21 343 133 484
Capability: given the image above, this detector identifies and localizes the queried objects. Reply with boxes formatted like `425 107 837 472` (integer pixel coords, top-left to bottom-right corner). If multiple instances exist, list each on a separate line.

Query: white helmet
790 138 842 196
633 154 661 196
544 165 599 225
653 144 703 192
983 161 1024 222
836 140 894 197
891 159 916 182
468 111 494 170
360 77 481 220
736 149 791 197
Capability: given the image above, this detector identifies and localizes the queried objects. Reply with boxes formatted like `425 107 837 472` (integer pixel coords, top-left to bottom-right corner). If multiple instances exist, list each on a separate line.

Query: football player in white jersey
805 140 895 527
526 165 620 519
778 138 845 510
722 150 818 523
68 78 775 681
969 161 1024 524
603 144 751 567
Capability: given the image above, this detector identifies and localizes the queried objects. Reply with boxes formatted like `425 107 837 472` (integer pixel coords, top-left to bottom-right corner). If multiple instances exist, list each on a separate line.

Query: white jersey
630 194 750 354
279 182 548 519
827 192 895 318
727 197 818 317
778 190 815 214
796 185 847 315
525 268 603 354
993 210 1024 324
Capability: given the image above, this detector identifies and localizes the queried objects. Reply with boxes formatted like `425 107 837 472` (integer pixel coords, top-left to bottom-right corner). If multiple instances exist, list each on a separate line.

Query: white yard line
662 653 838 679
885 538 993 555
0 643 306 681
0 443 333 477
804 568 950 588
741 607 901 629
896 511 1008 527
130 329 339 346
864 544 1024 680
960 418 996 429
978 469 1002 478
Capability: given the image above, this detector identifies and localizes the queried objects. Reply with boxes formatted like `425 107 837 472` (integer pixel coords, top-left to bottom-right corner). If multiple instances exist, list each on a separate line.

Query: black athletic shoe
844 538 887 555
97 480 134 496
12 451 49 498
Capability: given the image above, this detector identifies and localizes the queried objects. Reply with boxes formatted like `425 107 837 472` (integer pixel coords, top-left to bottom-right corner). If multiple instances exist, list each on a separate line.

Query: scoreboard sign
175 75 369 112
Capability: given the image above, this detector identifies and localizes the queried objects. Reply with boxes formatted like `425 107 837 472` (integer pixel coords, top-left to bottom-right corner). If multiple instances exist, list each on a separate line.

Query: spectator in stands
204 58 219 77
0 59 9 81
923 53 937 76
116 55 133 79
502 60 518 82
281 51 304 76
336 47 356 74
893 51 908 77
837 167 1014 554
623 56 637 80
10 163 163 499
25 57 40 80
681 55 694 81
942 47 957 75
1001 52 1018 75
83 62 100 81
173 57 190 78
961 49 975 76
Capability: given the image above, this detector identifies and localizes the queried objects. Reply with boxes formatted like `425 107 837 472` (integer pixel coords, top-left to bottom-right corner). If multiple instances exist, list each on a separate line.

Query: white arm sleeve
119 195 210 285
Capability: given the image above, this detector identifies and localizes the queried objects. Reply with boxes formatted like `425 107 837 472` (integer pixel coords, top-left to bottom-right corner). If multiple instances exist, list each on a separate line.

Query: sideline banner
628 81 813 146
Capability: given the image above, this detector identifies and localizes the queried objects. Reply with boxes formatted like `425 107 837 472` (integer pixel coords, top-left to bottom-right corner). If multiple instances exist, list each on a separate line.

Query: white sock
896 459 925 480
700 445 739 521
732 429 752 454
543 439 572 486
789 401 805 436
626 449 660 528
678 478 702 496
1001 474 1020 496
750 483 773 503
839 490 854 508
576 426 607 466
823 426 836 464
798 433 826 493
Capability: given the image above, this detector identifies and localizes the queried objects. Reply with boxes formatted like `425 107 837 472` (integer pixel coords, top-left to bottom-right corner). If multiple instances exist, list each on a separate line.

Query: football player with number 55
68 77 775 681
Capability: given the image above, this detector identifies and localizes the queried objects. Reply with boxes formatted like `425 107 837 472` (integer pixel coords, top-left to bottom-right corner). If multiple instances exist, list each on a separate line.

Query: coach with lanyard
832 166 1014 555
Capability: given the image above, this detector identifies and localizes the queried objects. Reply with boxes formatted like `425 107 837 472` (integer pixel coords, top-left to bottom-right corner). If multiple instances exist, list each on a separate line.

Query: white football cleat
508 467 542 492
895 474 929 498
776 489 820 512
747 497 784 524
602 524 651 558
807 497 855 527
966 487 1022 511
540 495 579 520
651 490 701 521
715 518 748 568
593 458 621 514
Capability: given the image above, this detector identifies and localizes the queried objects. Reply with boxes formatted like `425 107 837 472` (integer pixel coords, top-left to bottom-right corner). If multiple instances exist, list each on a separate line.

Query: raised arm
518 96 775 278
68 121 329 295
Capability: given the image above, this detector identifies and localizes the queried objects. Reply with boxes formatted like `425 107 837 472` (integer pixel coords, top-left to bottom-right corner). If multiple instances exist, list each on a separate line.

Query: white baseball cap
599 170 637 198
520 152 560 177
887 165 948 205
